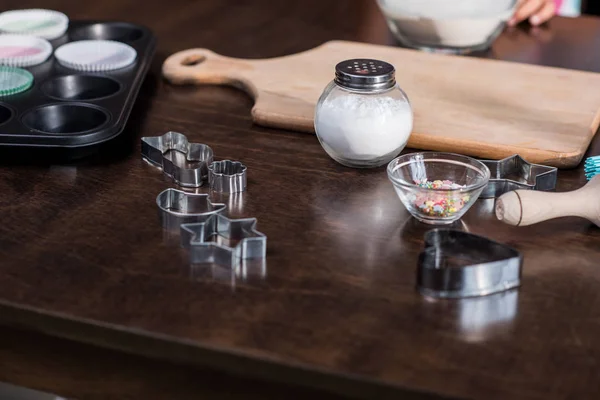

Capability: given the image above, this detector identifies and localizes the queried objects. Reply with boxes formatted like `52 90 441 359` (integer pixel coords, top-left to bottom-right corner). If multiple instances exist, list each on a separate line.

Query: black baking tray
0 20 156 151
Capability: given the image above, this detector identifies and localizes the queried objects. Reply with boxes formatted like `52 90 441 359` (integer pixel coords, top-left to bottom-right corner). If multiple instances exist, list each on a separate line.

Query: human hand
508 0 557 27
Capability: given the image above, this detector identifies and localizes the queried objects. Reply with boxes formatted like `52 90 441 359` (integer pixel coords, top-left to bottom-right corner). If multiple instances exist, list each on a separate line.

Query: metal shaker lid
334 59 396 91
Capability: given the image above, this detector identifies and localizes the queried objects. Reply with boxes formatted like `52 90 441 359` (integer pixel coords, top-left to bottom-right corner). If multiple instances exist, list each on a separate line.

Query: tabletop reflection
420 289 519 343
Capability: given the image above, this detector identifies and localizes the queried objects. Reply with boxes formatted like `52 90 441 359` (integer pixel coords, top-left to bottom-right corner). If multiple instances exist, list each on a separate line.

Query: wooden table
1 1 600 399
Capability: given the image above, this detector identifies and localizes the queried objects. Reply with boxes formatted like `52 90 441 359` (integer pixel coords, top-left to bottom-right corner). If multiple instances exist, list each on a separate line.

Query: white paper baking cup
54 40 137 72
0 34 52 67
0 9 69 40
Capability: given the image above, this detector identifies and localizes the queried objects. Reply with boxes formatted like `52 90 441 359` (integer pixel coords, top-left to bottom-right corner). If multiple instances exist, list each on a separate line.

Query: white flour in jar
314 95 413 161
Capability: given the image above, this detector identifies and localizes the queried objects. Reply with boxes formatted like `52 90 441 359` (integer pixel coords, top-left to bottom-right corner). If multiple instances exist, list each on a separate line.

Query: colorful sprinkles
413 179 471 218
415 179 463 190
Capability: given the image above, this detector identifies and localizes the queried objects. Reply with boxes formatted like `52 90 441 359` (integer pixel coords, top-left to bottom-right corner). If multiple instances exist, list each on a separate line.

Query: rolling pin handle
495 175 600 227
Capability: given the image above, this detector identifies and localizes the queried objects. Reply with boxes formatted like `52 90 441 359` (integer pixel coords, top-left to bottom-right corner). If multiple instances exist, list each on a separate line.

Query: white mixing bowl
376 0 518 52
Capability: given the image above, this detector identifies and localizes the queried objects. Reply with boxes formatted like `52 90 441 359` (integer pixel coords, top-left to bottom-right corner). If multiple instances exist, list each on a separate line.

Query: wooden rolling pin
495 175 600 227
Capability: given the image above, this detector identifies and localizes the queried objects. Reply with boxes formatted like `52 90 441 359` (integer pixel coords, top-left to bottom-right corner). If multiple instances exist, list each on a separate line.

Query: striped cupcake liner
0 65 34 96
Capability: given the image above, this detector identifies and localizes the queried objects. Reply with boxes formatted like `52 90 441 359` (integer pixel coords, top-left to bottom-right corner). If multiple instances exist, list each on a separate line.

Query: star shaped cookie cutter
142 131 213 188
180 214 267 269
479 154 557 199
156 188 226 231
417 229 523 299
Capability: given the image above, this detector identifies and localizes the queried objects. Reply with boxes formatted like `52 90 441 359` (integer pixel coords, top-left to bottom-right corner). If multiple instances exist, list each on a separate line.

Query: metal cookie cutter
157 188 226 231
142 131 213 188
417 229 522 299
208 160 247 193
181 214 266 268
479 154 557 198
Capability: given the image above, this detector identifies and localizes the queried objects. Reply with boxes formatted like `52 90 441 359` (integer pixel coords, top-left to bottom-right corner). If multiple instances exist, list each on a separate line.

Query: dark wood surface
0 326 355 400
1 0 600 399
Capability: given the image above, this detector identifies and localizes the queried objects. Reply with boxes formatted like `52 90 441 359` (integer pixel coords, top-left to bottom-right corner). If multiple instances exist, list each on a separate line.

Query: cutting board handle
162 48 256 94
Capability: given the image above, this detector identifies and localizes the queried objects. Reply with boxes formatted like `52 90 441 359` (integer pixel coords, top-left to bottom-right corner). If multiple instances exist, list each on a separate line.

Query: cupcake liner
0 34 52 67
54 40 137 72
0 9 69 40
0 66 33 96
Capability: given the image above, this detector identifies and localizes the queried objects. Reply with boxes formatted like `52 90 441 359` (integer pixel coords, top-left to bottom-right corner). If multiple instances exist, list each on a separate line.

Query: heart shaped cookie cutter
417 229 523 299
142 131 214 188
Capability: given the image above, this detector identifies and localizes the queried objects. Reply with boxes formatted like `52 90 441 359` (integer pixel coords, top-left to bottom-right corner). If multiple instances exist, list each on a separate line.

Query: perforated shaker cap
334 59 396 91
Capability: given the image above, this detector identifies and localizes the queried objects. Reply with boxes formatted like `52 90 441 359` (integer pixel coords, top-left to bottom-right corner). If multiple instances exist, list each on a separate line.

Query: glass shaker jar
314 58 413 168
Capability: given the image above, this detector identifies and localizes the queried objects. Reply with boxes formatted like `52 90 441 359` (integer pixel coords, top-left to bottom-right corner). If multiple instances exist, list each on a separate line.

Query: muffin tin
0 20 156 150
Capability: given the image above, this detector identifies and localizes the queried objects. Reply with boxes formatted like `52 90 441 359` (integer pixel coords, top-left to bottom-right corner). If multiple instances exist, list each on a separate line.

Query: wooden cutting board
162 40 600 168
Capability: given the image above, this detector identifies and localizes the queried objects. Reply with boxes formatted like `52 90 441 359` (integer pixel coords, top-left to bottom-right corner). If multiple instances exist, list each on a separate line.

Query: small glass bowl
376 0 517 54
387 152 490 225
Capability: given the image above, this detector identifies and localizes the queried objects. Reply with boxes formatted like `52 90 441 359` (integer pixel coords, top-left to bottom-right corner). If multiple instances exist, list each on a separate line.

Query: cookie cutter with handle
479 154 557 199
417 229 523 299
142 131 213 188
